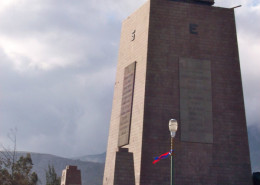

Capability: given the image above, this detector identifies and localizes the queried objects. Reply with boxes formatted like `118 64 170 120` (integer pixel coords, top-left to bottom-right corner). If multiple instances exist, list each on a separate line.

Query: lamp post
169 119 178 185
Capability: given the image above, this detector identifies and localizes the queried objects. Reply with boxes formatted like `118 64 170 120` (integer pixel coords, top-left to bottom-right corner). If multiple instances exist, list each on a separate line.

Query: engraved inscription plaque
118 62 136 147
179 58 213 143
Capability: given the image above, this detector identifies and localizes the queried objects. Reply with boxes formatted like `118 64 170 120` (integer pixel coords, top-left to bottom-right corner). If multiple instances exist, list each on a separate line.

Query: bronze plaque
179 58 213 143
118 62 136 147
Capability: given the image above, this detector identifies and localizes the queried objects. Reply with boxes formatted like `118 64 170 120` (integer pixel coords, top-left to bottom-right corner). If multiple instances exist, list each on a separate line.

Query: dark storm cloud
236 5 260 128
0 44 117 156
0 0 134 156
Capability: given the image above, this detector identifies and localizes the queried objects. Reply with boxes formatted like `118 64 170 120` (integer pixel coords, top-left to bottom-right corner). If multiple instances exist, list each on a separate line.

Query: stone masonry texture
114 148 136 185
103 0 252 184
103 2 150 184
61 165 82 185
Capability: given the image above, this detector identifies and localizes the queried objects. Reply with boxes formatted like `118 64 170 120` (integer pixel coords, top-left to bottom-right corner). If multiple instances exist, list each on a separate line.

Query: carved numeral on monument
190 24 198 34
131 30 136 41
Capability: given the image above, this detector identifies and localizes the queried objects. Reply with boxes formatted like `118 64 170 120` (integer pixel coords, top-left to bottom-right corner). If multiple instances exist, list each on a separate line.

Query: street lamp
169 119 178 185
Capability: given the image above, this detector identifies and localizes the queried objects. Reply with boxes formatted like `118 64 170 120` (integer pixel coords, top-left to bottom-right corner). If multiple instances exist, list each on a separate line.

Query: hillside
248 125 260 172
1 126 259 185
2 152 105 185
72 152 106 163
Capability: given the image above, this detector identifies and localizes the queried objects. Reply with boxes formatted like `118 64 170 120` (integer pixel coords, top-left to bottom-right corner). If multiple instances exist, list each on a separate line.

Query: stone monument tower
61 166 82 185
103 0 252 184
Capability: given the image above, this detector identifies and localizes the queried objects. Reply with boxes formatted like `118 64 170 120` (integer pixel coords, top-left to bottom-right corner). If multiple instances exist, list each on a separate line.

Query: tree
0 129 38 185
45 164 60 185
0 152 38 185
0 128 18 179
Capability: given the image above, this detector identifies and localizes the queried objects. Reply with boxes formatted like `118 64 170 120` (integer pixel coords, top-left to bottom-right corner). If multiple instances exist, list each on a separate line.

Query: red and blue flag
152 150 173 164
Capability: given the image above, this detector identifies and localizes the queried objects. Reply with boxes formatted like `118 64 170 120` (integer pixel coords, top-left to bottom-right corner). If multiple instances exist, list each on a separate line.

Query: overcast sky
0 0 259 158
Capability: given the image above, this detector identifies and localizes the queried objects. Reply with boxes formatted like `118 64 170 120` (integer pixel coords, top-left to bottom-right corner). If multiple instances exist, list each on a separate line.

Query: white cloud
0 0 123 72
235 3 260 126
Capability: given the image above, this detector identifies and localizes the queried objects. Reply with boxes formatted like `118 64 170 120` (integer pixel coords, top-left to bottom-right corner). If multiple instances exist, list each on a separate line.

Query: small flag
152 150 173 164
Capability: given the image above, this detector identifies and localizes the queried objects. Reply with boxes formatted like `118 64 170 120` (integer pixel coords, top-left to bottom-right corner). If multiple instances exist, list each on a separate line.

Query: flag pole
171 137 174 185
169 119 178 185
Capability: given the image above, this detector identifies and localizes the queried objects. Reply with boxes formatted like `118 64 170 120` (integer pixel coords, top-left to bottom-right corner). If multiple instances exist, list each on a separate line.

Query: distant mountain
72 152 106 163
1 152 105 185
248 125 260 172
1 126 259 185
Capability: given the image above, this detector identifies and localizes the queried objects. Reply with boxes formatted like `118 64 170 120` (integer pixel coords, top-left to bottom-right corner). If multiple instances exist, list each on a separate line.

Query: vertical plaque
118 62 136 147
179 58 213 143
